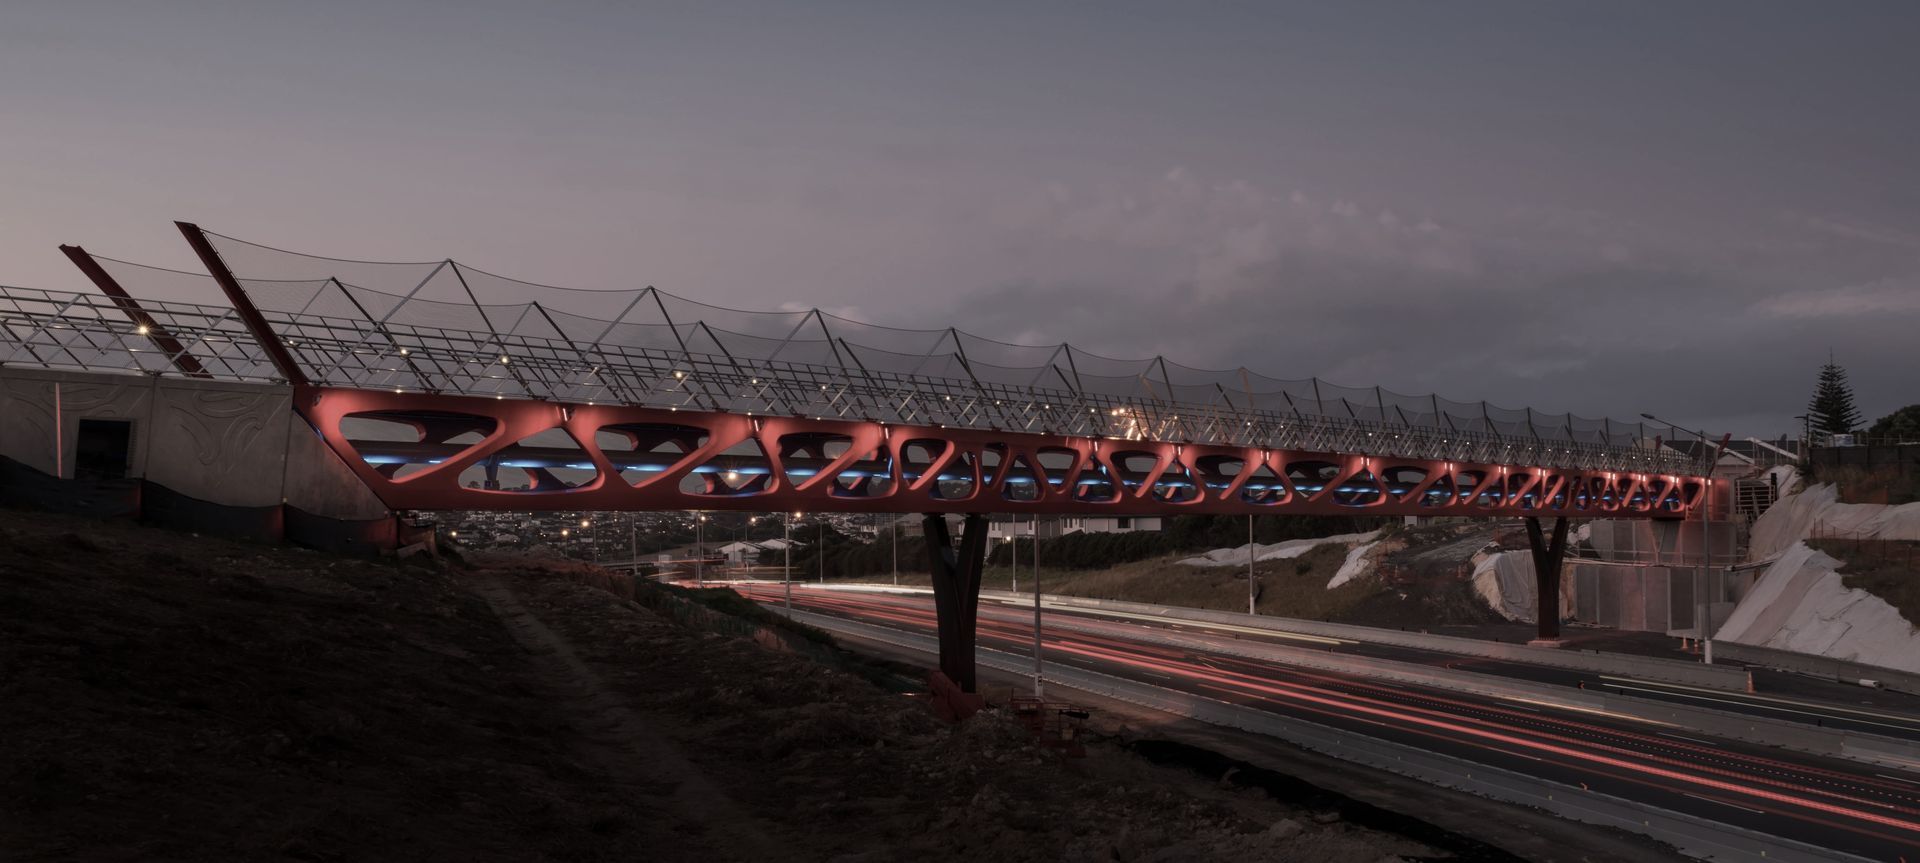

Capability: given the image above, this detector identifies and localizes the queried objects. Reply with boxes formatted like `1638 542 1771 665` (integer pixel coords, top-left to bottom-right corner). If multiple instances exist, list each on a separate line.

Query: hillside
1 509 1439 862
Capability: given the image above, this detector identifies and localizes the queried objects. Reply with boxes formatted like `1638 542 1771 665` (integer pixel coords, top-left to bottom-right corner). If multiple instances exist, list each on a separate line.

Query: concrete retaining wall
981 588 1754 692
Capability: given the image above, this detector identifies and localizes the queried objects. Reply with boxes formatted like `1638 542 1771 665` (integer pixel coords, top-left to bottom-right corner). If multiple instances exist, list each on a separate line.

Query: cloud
1756 278 1920 318
933 169 1920 433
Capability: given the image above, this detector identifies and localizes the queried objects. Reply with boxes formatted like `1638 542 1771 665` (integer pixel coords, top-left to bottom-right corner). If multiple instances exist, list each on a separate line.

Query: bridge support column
1524 516 1570 646
924 512 989 719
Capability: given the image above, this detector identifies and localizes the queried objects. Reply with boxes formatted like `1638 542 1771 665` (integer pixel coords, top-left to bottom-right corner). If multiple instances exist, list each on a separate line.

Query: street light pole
1248 513 1256 615
695 513 706 587
1032 512 1043 698
784 512 795 616
890 514 898 586
819 519 826 584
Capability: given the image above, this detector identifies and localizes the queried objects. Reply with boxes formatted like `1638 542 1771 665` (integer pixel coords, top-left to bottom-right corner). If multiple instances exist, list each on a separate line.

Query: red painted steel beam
60 244 212 378
176 221 310 386
293 385 1706 520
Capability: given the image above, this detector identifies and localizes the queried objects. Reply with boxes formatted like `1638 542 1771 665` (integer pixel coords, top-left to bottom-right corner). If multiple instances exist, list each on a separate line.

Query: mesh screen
0 230 1700 474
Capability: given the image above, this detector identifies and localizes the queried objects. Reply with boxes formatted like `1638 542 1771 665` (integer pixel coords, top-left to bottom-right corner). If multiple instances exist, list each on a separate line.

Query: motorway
736 584 1920 861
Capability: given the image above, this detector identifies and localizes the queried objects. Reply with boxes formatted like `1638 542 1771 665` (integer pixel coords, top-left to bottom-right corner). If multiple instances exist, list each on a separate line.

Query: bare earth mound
1 509 1436 862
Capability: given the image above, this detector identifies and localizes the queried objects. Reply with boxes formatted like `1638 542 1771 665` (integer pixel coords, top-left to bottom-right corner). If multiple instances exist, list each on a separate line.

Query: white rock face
1176 529 1382 568
1325 541 1381 589
1715 541 1920 674
1748 483 1920 562
1471 551 1538 622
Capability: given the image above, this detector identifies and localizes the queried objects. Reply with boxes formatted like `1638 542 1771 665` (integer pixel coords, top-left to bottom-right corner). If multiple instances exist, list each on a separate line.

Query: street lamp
695 513 708 587
784 511 800 615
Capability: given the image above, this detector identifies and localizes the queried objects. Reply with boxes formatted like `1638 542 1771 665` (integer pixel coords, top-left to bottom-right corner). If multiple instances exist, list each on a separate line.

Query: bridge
1 222 1718 694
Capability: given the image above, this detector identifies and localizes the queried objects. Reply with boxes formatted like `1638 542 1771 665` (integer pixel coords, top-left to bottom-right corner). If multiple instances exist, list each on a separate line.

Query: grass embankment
3 508 1443 862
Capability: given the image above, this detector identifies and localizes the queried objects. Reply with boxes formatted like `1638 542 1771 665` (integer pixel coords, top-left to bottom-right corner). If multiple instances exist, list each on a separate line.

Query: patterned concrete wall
0 368 155 477
0 367 386 520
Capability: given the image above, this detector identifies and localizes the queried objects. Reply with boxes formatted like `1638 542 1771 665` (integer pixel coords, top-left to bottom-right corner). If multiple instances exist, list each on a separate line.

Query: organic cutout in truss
495 428 598 493
829 446 892 499
1287 461 1340 498
1380 466 1430 504
1193 455 1244 500
596 423 710 488
778 432 852 492
1074 456 1121 503
900 439 947 493
337 410 498 483
1109 451 1166 497
1329 468 1385 508
1421 471 1460 508
1150 457 1200 504
999 452 1044 502
683 436 775 497
1237 460 1291 506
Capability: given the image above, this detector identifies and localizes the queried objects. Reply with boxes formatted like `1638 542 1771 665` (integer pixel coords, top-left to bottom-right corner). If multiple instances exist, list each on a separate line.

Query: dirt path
465 568 785 863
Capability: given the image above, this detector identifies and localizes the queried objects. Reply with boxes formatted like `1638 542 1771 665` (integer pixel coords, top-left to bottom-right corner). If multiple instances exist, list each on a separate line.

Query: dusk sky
4 1 1916 435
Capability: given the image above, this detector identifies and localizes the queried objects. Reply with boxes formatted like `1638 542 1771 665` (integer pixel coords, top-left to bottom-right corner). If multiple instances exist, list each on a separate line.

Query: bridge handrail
0 285 1704 476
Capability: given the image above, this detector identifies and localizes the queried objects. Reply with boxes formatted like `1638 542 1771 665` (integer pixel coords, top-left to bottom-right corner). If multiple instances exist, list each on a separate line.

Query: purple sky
4 1 1916 434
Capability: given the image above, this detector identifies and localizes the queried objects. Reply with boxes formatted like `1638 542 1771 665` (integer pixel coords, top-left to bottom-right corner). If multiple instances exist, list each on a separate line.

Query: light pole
695 513 707 587
890 513 898 586
1011 518 1019 592
819 519 826 584
784 512 797 616
580 517 593 561
1248 513 1256 615
629 512 637 572
1032 512 1043 697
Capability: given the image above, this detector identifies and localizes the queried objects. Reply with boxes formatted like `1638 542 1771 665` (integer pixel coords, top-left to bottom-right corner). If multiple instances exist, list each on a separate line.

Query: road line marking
1681 792 1764 815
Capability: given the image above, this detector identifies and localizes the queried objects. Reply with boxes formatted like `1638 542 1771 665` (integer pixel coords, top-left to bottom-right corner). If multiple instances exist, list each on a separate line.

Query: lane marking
1682 793 1765 815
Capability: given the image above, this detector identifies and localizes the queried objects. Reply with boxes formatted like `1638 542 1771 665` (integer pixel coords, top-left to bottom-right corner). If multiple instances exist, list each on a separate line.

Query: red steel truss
297 385 1706 519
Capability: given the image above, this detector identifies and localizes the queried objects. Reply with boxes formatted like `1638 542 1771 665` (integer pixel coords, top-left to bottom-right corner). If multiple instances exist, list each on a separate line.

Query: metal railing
0 285 1706 476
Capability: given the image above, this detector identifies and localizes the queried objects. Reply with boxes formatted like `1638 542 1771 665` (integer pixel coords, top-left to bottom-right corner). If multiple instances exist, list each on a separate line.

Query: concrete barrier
795 610 1872 863
979 588 1754 692
1712 640 1920 697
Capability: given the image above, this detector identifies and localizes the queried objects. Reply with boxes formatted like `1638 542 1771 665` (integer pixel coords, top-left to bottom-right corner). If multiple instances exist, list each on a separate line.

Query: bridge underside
298 386 1705 520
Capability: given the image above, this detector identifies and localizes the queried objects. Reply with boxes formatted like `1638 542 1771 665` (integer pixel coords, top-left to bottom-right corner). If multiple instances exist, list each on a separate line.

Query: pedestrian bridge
0 222 1724 673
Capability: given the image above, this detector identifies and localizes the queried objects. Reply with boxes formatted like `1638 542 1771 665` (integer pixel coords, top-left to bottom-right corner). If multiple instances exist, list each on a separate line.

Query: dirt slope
1 510 1435 862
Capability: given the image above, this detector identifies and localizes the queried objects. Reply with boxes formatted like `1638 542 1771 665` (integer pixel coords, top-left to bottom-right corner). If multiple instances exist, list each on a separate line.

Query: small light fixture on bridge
135 324 150 335
500 355 510 364
399 348 410 356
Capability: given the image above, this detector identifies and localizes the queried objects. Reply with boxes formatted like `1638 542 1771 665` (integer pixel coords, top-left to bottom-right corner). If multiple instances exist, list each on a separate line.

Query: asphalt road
740 584 1920 861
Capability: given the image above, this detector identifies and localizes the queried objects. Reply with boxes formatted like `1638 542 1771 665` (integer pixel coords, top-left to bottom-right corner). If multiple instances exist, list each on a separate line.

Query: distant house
714 541 765 566
756 537 798 551
986 514 1162 546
